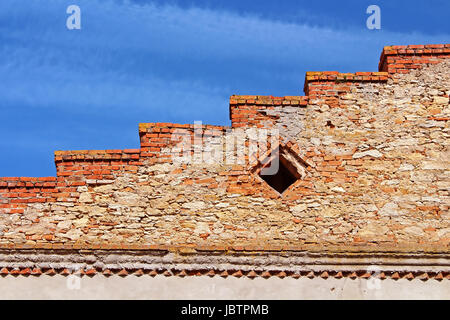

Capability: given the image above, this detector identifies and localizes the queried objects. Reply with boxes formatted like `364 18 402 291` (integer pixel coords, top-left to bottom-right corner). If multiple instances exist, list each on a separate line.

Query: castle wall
0 45 448 251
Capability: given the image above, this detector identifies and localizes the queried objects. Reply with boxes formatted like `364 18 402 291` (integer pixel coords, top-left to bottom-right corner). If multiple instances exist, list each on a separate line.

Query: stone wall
0 44 449 251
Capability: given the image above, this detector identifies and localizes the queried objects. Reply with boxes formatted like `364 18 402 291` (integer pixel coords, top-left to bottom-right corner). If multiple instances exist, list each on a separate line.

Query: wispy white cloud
1 0 448 115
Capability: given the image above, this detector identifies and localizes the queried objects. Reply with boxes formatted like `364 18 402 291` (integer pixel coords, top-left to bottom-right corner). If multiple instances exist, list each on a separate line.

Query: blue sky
0 0 449 177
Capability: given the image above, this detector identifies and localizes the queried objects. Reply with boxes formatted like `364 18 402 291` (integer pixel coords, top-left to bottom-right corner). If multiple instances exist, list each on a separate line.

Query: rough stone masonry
0 44 449 281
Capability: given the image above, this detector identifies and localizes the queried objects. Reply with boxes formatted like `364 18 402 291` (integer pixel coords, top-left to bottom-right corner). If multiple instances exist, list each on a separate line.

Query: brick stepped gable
1 44 448 188
0 43 449 259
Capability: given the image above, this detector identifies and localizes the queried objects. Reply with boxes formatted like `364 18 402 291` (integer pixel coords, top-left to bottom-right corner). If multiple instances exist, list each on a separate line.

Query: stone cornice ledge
0 247 449 280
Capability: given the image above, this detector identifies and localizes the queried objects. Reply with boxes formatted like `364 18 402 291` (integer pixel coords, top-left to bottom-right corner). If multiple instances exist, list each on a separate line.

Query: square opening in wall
257 146 306 195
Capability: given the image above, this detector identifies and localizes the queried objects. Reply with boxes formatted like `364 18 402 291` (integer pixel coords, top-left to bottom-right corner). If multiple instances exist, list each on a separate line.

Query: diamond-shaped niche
253 144 307 195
